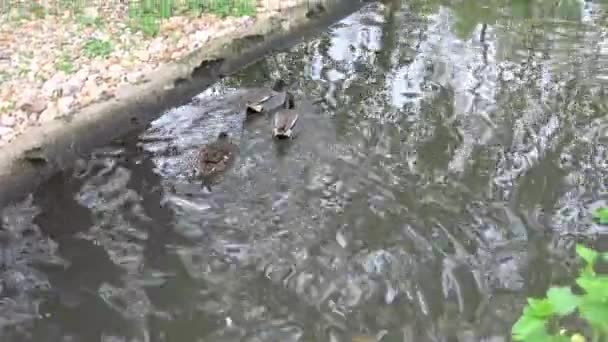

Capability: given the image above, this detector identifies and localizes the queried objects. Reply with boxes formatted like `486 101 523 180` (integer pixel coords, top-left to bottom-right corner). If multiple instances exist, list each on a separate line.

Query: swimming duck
246 79 290 114
197 131 238 186
272 92 299 139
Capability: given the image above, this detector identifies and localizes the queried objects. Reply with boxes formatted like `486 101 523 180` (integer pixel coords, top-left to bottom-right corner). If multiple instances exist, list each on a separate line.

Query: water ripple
2 0 608 340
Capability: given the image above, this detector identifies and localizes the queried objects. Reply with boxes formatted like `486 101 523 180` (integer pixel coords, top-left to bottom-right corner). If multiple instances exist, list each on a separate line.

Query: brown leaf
20 97 48 114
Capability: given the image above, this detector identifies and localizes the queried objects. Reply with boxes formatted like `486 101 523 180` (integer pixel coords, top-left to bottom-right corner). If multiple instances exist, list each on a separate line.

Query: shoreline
0 0 363 208
0 0 290 147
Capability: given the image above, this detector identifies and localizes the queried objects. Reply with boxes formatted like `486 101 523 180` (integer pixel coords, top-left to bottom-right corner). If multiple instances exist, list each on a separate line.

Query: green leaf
512 315 549 341
547 287 579 316
577 245 599 267
525 298 554 318
592 207 608 225
512 243 608 341
578 300 608 328
577 275 608 301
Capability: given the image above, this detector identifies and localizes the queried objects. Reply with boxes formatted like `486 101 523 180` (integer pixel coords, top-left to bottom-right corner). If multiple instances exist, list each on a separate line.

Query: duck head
217 131 230 141
272 79 288 92
284 91 295 109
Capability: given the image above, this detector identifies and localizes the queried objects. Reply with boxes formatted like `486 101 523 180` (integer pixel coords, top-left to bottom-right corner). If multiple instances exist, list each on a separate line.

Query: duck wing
286 111 299 130
247 91 287 113
246 94 273 113
199 143 225 163
274 110 299 131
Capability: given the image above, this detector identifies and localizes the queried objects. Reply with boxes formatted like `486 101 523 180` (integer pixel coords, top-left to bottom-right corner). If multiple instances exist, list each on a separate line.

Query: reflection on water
2 0 608 340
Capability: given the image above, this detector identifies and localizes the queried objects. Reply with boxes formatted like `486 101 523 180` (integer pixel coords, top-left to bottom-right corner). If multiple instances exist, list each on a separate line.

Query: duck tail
200 178 213 192
273 128 292 139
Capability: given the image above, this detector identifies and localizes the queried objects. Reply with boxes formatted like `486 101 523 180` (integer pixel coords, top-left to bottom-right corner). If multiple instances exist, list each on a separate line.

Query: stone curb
0 0 363 208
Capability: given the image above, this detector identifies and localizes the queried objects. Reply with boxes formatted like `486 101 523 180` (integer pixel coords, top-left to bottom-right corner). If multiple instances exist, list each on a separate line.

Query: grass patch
77 14 104 28
205 0 256 17
55 52 75 74
0 101 16 115
0 71 9 84
2 0 256 38
129 14 160 37
4 0 85 21
83 38 112 58
17 65 30 77
29 3 46 19
127 0 256 37
58 0 86 14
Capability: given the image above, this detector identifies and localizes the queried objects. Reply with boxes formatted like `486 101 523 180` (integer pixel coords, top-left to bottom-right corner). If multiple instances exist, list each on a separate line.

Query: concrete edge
0 0 364 208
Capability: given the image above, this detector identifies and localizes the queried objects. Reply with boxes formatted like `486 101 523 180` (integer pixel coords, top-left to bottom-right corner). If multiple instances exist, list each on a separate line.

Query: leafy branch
512 244 608 342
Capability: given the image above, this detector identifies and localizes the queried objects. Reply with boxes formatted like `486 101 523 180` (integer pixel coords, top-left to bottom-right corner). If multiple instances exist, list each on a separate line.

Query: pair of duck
197 80 299 182
245 79 299 139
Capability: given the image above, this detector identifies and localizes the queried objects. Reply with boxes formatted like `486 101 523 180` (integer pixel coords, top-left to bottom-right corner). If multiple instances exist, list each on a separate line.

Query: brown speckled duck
272 92 299 139
246 79 290 115
197 132 238 188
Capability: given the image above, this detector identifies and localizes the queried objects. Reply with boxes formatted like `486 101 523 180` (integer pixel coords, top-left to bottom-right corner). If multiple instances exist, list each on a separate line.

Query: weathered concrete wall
0 0 364 208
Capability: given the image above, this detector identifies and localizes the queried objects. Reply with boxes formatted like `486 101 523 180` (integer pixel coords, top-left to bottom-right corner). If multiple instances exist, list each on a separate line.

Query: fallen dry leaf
19 97 48 114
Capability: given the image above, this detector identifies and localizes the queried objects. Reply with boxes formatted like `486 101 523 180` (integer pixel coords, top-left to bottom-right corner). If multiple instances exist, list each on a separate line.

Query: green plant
128 0 174 18
0 71 9 84
512 244 608 342
55 52 75 74
129 14 160 37
9 6 29 22
186 0 205 15
77 15 104 28
54 0 85 15
17 64 31 77
124 0 255 36
29 3 46 19
126 0 167 37
205 0 255 17
83 38 112 58
159 0 174 18
0 101 15 115
592 207 608 225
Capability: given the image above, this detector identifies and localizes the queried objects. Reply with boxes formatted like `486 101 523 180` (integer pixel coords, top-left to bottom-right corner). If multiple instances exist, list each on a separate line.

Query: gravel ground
0 0 299 147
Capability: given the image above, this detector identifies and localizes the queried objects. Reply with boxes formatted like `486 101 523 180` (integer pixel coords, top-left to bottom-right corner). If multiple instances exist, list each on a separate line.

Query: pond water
2 0 608 341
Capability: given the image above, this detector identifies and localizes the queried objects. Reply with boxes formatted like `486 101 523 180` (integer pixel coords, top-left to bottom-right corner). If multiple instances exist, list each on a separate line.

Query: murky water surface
3 0 608 340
